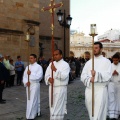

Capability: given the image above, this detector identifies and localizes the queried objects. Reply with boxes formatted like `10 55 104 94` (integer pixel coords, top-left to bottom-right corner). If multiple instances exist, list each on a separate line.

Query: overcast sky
70 0 120 36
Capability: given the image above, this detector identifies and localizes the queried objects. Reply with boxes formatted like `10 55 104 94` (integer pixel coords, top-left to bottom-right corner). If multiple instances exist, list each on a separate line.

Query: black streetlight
56 9 72 58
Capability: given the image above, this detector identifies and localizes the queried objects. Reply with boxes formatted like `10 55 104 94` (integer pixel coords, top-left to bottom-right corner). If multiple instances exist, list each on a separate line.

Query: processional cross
41 0 63 107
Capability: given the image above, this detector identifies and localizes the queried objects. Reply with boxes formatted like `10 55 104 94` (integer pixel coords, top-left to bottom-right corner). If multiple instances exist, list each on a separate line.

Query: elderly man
0 54 7 104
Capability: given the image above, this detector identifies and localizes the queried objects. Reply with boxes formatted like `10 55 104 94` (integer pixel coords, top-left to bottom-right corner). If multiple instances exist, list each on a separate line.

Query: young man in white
108 54 120 120
23 54 43 120
81 42 112 120
45 49 70 120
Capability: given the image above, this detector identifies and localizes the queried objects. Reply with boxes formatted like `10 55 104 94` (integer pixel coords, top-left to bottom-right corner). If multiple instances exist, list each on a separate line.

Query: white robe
23 62 43 119
108 63 120 118
81 55 112 120
45 59 70 120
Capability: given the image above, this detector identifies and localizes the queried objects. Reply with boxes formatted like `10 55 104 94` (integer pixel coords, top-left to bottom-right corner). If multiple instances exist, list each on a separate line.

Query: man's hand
48 78 54 84
26 81 30 87
1 80 4 84
90 77 94 83
51 64 57 72
113 70 118 75
91 70 96 77
27 70 31 75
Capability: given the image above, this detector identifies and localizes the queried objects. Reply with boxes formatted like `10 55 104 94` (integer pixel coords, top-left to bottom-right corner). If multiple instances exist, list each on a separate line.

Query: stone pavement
0 78 88 120
0 78 118 120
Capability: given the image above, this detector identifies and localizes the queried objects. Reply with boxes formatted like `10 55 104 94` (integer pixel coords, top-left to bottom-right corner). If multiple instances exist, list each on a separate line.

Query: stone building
0 0 70 61
39 0 70 59
0 0 40 61
70 31 120 58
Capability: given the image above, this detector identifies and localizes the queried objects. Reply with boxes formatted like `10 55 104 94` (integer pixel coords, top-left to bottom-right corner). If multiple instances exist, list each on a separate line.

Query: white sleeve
30 66 43 81
81 62 91 87
94 61 112 82
23 67 28 87
45 64 51 85
54 63 70 81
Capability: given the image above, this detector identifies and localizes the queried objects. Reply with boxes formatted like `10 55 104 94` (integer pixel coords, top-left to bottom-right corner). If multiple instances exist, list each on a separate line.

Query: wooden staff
41 0 63 107
92 35 95 117
89 24 98 117
26 32 30 100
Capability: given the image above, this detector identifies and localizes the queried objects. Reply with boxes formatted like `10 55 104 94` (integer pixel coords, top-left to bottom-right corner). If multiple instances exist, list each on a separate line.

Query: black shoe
2 99 6 102
0 101 6 104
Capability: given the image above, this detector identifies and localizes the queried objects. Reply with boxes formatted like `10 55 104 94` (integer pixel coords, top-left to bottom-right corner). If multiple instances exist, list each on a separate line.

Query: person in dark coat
0 54 7 104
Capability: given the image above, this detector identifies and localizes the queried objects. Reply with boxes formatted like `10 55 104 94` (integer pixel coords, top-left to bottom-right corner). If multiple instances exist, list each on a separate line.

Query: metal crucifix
41 0 63 107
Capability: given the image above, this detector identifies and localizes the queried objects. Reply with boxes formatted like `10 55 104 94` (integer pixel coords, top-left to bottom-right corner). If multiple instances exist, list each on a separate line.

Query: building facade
0 0 70 61
39 0 70 59
0 0 40 61
70 31 120 58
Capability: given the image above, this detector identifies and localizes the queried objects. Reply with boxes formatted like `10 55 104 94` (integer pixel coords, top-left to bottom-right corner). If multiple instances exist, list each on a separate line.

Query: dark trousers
10 75 15 86
5 70 10 87
17 71 23 85
0 83 4 101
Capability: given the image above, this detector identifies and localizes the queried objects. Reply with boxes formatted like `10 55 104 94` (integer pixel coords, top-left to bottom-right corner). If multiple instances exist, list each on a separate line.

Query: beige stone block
33 3 39 8
16 2 24 8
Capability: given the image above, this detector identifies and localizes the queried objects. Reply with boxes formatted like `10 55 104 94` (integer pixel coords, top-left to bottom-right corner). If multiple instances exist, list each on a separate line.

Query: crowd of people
0 41 120 120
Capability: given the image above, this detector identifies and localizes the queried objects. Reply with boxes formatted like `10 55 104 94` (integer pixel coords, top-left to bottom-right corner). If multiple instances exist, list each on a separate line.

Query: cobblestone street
2 77 118 120
0 78 89 120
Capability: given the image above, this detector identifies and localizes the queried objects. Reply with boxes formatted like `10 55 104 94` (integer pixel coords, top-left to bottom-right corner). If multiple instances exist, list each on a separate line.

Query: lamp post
56 9 72 58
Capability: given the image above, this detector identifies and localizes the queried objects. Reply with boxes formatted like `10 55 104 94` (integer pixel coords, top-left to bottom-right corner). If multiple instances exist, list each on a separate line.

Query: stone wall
0 0 70 61
0 0 40 61
39 0 70 59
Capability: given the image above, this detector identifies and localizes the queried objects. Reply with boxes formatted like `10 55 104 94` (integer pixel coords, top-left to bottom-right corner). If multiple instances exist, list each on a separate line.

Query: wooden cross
41 0 63 107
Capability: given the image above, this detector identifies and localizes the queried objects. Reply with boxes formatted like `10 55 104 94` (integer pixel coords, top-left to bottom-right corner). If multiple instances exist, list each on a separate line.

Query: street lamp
56 9 72 58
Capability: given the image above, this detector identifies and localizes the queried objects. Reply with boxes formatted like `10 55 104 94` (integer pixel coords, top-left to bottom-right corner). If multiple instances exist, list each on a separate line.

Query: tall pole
27 41 30 100
42 0 63 107
64 10 66 58
92 35 94 117
57 9 72 58
25 32 30 100
89 24 98 118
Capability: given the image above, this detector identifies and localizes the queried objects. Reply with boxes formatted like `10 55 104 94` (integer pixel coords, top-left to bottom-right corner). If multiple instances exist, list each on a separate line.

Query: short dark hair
30 54 37 59
112 54 120 59
9 59 13 62
17 56 21 59
55 49 62 55
84 51 90 55
94 42 103 49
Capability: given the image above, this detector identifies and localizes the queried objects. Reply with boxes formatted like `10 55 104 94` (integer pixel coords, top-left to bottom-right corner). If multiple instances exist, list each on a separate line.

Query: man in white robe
23 54 43 120
108 54 120 120
81 42 112 120
45 49 70 120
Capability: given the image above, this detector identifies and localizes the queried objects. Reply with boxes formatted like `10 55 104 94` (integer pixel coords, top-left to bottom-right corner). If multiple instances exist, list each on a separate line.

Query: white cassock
108 63 120 119
81 55 112 120
45 59 70 120
23 62 43 119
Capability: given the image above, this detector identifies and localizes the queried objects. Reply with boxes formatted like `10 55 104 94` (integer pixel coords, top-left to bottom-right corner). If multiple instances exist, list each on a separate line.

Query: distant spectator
9 59 15 86
15 56 24 86
102 52 106 57
0 54 7 104
38 57 47 76
84 51 91 63
3 55 10 87
75 58 81 77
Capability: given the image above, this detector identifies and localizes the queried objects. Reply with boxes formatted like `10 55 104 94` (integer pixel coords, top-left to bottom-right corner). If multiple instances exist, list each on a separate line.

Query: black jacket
0 62 7 81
